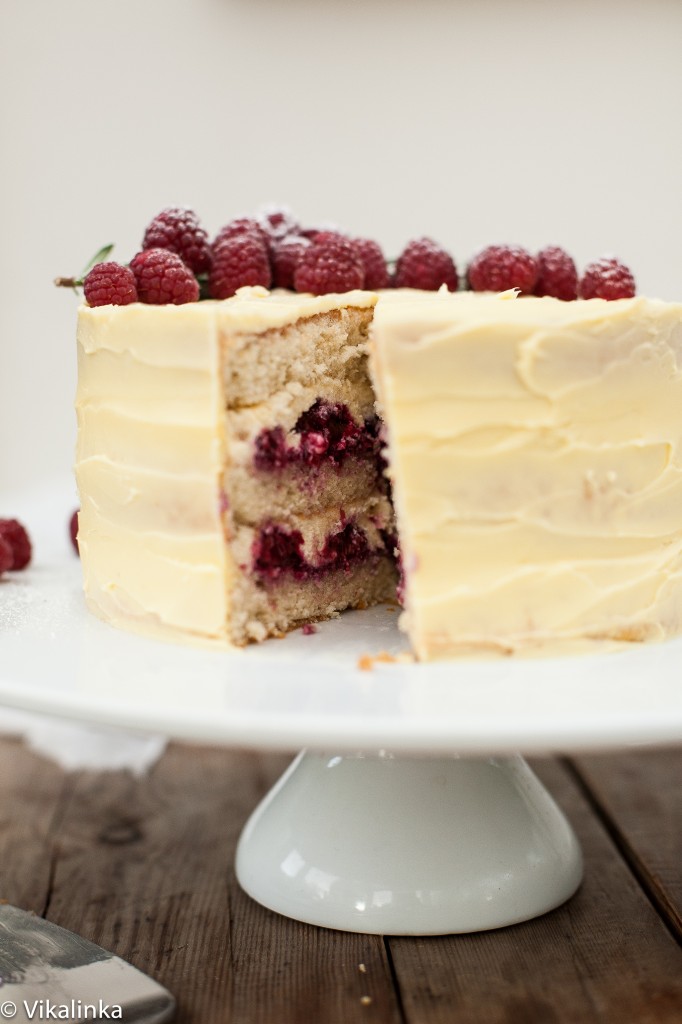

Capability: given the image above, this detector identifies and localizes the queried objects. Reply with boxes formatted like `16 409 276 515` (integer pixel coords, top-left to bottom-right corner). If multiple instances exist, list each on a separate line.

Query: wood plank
571 748 682 939
387 758 682 1024
228 751 402 1024
227 879 402 1024
0 735 70 914
6 737 682 1023
42 743 402 1024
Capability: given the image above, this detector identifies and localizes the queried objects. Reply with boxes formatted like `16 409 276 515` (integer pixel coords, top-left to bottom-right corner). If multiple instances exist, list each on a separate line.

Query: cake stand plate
1 487 681 933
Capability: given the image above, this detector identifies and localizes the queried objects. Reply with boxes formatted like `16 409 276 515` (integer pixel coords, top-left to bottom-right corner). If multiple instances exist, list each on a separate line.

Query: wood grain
0 735 70 914
2 738 682 1023
571 748 682 940
43 744 245 1020
40 744 402 1024
387 759 682 1024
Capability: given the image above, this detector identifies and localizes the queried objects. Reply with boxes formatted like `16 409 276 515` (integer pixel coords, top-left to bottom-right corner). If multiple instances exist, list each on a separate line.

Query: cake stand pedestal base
235 750 583 935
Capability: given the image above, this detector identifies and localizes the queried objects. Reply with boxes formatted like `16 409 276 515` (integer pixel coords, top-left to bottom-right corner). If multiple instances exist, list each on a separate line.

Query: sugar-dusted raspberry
294 234 365 295
130 249 199 304
83 262 138 307
142 207 211 274
534 246 578 300
393 238 458 291
209 233 272 299
271 235 311 289
257 203 301 241
0 537 12 575
69 510 79 554
214 217 270 250
579 256 636 300
468 244 538 294
352 237 390 289
300 222 344 241
0 518 32 570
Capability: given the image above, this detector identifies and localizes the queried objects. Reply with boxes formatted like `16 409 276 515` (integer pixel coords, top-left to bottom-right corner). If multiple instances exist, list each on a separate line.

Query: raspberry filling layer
254 399 380 471
252 521 388 582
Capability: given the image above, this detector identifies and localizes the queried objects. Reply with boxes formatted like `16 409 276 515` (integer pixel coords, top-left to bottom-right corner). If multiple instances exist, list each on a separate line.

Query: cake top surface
77 287 682 373
372 289 682 332
78 286 377 337
79 286 682 338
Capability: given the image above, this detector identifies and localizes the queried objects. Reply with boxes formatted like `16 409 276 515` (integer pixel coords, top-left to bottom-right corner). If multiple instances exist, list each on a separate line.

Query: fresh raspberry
534 246 578 300
257 204 301 241
300 222 344 241
70 510 79 555
0 538 12 575
294 234 365 295
83 262 138 307
0 518 32 570
352 238 390 289
271 235 311 289
393 238 458 291
142 207 211 274
214 217 270 250
579 256 636 300
209 233 272 299
130 249 199 304
468 244 538 294
309 230 350 246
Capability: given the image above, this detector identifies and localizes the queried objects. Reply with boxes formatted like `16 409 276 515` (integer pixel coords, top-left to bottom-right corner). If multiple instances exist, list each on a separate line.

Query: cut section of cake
76 288 396 645
369 289 682 657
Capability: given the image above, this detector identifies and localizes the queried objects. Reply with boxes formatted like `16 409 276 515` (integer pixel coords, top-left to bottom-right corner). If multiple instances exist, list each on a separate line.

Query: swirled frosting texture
369 292 682 658
75 290 376 642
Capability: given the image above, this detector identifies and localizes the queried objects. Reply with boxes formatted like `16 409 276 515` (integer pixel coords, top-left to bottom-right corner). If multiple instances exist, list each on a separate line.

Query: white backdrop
2 0 681 494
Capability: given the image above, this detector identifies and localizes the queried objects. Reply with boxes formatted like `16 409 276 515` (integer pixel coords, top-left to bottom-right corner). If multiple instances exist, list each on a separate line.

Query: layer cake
76 287 682 658
76 289 395 645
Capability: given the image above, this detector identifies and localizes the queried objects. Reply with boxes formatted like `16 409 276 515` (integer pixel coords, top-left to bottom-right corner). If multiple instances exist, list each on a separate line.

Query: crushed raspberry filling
252 524 306 580
252 521 380 582
254 399 380 471
253 426 290 471
319 522 370 571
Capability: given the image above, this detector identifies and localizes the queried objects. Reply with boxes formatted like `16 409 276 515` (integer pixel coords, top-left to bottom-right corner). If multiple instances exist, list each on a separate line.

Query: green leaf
79 243 115 279
197 272 211 301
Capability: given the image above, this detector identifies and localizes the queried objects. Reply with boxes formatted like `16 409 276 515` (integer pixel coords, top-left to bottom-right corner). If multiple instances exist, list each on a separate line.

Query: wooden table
1 736 681 1022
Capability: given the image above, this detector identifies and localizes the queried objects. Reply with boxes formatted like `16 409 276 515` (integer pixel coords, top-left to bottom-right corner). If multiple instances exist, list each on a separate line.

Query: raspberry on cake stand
3 488 682 935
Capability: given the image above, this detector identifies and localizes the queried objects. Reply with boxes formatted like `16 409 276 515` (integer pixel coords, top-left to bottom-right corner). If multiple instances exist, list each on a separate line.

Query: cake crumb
302 623 317 636
358 963 367 973
360 996 372 1006
358 651 398 671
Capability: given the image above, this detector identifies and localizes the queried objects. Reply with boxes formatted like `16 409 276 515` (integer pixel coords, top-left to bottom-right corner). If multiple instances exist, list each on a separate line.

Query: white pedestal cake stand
2 496 682 935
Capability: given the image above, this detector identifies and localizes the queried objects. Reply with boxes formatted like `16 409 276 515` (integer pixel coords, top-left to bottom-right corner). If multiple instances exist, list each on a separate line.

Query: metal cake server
0 905 175 1023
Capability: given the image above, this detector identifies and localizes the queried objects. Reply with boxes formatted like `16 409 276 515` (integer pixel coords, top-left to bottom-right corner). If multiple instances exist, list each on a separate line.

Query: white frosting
76 286 682 658
75 290 375 642
369 291 682 657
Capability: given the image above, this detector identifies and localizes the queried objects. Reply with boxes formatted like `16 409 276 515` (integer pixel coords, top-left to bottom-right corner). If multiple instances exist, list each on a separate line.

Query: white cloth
0 709 166 774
